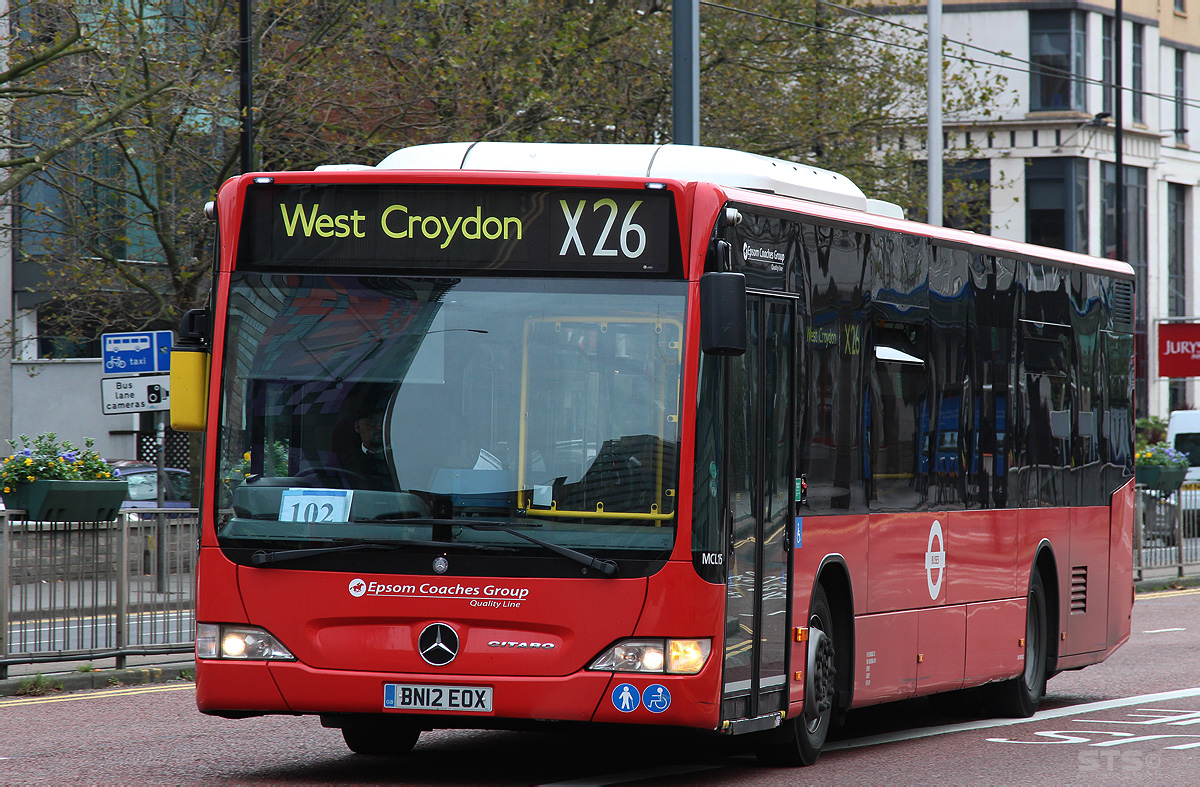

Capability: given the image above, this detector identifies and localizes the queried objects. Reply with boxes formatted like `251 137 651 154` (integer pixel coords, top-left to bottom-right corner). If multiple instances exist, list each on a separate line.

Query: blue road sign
102 331 173 374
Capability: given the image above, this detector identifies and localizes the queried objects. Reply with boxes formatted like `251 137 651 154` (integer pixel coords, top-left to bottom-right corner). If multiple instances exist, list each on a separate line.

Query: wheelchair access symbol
612 683 640 712
643 684 671 713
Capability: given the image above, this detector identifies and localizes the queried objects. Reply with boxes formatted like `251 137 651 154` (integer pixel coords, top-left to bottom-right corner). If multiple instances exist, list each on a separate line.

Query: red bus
172 142 1135 766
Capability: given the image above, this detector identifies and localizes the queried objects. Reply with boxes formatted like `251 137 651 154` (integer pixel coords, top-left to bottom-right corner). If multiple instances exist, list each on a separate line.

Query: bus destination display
239 184 673 274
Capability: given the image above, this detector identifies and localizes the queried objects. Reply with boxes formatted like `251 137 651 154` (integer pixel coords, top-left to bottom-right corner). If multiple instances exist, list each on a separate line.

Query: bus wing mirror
170 308 211 432
700 272 747 356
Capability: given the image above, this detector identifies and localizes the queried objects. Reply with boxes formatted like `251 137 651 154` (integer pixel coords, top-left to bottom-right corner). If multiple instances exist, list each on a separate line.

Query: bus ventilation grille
1070 566 1088 614
1111 280 1134 332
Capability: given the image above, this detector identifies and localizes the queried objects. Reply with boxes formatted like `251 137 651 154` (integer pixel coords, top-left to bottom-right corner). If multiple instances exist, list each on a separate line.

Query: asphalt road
1 589 1198 785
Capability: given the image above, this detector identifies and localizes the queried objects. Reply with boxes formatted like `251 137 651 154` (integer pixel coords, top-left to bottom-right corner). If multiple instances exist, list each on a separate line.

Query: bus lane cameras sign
100 374 170 414
100 331 173 414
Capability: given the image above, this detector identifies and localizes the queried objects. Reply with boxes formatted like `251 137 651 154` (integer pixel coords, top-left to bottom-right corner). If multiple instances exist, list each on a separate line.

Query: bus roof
373 141 880 214
321 141 1132 281
718 183 1136 281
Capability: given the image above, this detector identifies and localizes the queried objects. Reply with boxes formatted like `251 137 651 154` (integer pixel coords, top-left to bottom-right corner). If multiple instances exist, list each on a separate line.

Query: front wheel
986 570 1048 718
341 720 421 756
756 584 836 766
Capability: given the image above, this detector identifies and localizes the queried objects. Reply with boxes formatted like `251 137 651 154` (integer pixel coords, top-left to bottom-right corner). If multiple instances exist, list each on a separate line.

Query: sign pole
156 411 167 594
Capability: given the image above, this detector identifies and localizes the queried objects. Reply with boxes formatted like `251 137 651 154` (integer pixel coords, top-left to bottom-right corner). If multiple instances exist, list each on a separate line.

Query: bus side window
871 324 928 511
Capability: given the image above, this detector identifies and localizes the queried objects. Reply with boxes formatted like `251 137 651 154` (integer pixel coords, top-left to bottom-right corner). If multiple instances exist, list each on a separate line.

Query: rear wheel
341 720 421 756
986 570 1048 718
757 584 836 766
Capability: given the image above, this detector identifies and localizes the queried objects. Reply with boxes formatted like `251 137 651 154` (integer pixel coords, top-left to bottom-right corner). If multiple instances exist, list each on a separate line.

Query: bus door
722 295 794 722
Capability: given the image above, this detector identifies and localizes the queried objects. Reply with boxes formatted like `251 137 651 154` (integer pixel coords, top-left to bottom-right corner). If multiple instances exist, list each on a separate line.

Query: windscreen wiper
456 521 620 578
362 518 619 577
250 539 515 566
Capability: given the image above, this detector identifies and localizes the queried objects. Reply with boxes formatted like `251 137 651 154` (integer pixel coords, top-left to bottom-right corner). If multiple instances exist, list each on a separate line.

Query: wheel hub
804 628 835 726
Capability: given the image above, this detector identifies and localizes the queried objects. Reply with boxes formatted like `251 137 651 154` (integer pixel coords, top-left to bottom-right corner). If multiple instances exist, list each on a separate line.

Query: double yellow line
0 682 194 708
1139 586 1200 599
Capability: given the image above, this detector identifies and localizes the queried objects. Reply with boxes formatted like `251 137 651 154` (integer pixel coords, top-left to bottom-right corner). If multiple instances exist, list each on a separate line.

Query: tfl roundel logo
925 520 945 601
349 578 367 597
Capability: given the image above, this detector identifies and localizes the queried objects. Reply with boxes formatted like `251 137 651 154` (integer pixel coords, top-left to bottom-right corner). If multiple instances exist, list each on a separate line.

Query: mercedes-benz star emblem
418 623 460 666
432 556 449 574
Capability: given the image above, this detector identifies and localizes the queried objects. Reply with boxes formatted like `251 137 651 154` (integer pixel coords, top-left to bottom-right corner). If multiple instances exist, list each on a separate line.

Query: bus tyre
756 584 835 767
987 570 1048 718
341 721 421 756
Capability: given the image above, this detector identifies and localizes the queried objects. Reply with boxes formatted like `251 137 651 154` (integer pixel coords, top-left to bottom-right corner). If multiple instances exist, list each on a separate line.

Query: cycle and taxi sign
99 331 173 414
102 331 173 374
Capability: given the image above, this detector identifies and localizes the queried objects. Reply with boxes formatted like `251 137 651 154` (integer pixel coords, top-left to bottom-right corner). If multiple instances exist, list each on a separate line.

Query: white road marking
1143 628 1186 633
827 687 1200 751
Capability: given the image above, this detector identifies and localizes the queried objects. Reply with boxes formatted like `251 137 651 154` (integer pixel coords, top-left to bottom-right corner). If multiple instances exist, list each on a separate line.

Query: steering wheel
294 465 370 484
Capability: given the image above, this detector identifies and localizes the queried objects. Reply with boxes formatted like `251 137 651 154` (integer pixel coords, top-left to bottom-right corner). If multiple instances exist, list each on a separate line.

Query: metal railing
1 496 1193 680
0 508 197 680
1133 486 1200 580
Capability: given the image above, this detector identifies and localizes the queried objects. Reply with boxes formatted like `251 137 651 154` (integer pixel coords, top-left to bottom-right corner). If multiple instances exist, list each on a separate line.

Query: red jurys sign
1159 322 1200 378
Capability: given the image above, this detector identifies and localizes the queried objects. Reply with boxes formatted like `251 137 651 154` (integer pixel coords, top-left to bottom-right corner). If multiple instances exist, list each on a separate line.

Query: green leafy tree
19 0 1007 346
15 0 237 344
1 0 176 197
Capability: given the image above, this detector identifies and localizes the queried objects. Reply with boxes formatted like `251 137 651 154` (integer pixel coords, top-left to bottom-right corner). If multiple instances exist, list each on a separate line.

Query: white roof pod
376 141 879 213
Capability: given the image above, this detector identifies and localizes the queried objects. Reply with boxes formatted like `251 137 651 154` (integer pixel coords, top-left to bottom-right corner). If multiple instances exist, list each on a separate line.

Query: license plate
384 683 493 712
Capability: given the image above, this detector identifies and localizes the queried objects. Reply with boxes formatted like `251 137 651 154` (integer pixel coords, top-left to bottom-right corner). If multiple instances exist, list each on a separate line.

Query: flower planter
1135 466 1187 492
2 479 128 522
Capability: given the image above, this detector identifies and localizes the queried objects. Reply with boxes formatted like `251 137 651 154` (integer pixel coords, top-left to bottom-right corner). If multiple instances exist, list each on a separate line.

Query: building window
1132 23 1145 124
1168 184 1188 317
1176 49 1188 145
1026 157 1088 252
1102 163 1148 272
1103 16 1114 115
1030 11 1086 111
1102 163 1148 409
1169 184 1189 409
944 159 992 234
1177 0 1186 14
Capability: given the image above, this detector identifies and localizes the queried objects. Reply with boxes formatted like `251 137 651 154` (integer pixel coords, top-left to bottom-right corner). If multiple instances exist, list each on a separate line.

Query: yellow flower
24 458 32 466
243 452 251 461
26 475 34 482
3 487 9 493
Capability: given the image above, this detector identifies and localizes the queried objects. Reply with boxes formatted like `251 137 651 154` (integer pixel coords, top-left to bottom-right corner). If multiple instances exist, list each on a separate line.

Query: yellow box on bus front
170 349 210 432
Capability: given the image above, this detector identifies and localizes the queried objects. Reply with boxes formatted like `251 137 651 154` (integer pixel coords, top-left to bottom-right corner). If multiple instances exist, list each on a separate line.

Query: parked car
1167 411 1200 537
107 461 191 508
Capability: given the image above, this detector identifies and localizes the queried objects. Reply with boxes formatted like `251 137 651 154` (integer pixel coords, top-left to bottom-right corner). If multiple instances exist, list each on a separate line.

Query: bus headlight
668 638 712 674
589 638 711 674
196 623 295 661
